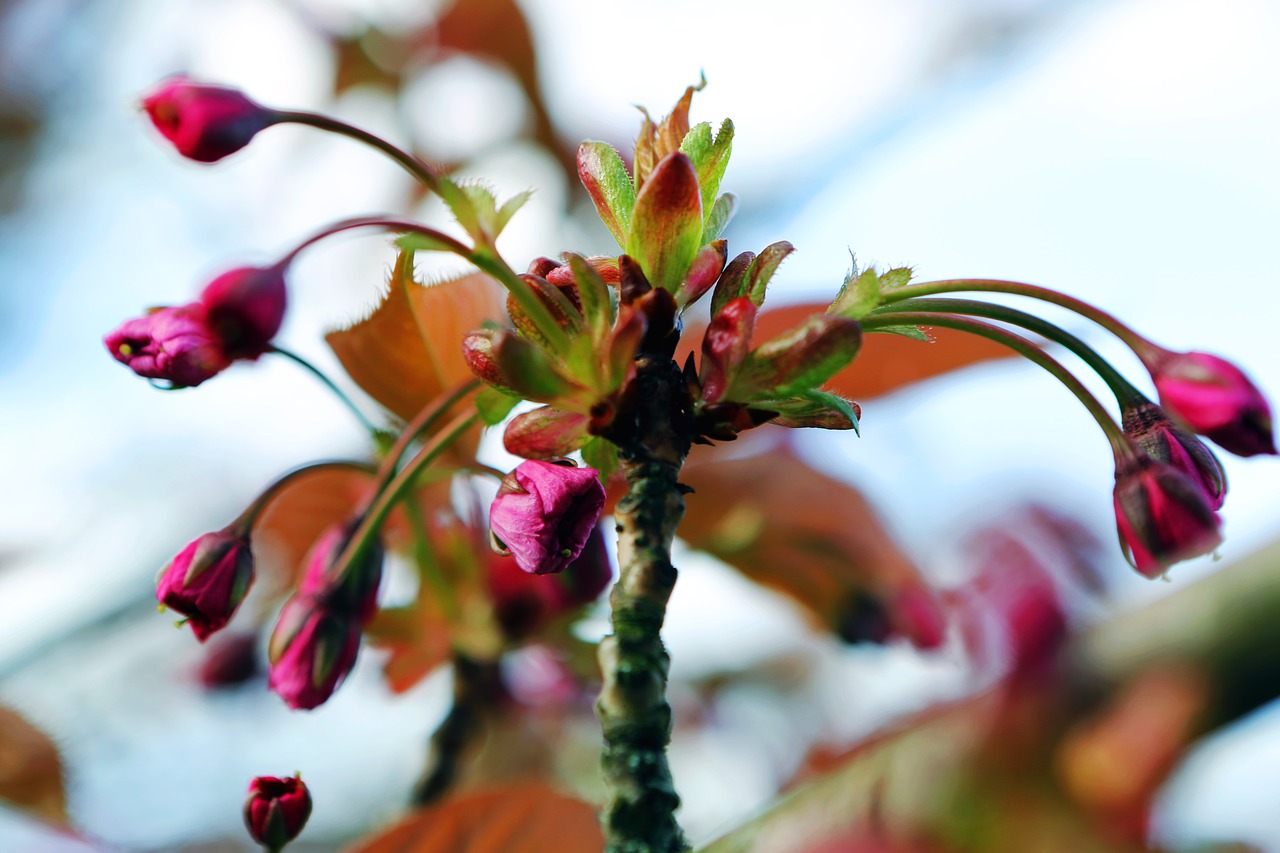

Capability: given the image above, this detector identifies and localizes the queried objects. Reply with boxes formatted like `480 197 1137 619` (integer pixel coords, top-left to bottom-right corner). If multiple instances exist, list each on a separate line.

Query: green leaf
581 436 619 483
880 265 913 290
475 386 521 426
437 176 480 238
680 118 734 228
566 254 614 343
738 315 862 397
577 141 636 247
768 389 861 434
704 193 738 243
830 267 882 319
626 152 704 292
743 240 795 306
494 189 534 236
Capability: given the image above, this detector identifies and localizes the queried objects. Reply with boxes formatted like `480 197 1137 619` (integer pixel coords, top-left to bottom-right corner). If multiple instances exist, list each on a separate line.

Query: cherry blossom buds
156 527 254 641
489 460 607 575
200 265 288 360
244 773 311 851
1122 401 1226 510
143 77 276 163
1112 453 1222 579
298 520 385 623
105 303 230 388
1147 350 1276 457
267 596 362 710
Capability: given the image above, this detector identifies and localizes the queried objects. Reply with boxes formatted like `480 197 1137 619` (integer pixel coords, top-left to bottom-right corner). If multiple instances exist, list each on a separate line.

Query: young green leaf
680 118 734 222
704 193 738 243
743 240 795 306
626 152 704 293
829 267 882 319
577 141 636 247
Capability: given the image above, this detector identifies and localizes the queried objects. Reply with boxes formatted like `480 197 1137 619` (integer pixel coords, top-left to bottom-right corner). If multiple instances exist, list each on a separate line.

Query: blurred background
0 0 1277 850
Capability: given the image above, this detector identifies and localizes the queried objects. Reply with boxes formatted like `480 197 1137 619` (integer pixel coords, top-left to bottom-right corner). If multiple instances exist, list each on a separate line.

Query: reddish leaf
679 439 942 647
346 783 603 853
251 468 376 593
0 706 66 826
326 257 506 421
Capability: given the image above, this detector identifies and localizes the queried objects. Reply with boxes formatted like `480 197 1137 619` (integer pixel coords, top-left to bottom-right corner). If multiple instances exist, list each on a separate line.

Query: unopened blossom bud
489 460 606 575
156 527 254 641
200 265 288 360
267 596 361 710
298 520 384 623
1149 350 1276 457
142 77 276 163
1113 454 1222 579
1123 402 1226 509
244 773 311 851
105 303 229 387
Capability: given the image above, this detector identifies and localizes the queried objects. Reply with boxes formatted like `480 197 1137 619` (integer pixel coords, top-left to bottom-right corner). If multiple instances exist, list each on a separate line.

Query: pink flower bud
199 265 287 360
1113 455 1222 579
267 596 361 710
104 303 230 387
244 773 311 851
489 460 607 575
1149 350 1276 457
1122 402 1226 509
298 520 384 623
142 77 275 163
156 528 254 642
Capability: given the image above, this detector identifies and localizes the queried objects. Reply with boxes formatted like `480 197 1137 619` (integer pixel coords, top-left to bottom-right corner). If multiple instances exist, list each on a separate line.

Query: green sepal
626 151 704 292
870 324 930 341
494 189 533 236
581 436 619 484
395 232 458 254
436 176 480 238
475 386 521 426
577 141 636 247
493 331 577 402
567 253 614 343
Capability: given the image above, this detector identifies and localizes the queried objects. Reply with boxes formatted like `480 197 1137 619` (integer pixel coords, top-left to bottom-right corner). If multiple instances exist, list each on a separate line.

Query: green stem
403 490 459 622
468 249 573 356
381 380 481 474
280 216 472 267
878 279 1163 363
870 298 1148 407
274 110 441 191
332 410 479 587
268 345 379 434
862 312 1134 461
597 353 693 853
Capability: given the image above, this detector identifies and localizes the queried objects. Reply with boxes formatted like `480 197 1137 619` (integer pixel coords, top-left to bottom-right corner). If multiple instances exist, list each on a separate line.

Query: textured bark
597 352 694 853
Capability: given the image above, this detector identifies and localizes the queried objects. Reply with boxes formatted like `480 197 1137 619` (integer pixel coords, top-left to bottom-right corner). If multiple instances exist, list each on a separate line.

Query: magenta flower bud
244 773 311 851
1123 402 1227 509
200 265 288 360
489 460 607 575
156 528 254 642
104 303 230 388
267 596 361 710
142 77 275 163
298 520 384 623
1113 455 1223 579
1149 350 1276 457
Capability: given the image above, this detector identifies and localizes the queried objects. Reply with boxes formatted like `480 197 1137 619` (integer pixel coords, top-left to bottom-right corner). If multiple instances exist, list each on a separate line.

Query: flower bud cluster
267 519 385 710
106 264 287 387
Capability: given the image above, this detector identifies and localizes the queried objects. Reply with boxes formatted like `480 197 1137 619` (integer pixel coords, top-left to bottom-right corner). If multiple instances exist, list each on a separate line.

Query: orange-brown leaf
680 439 939 645
346 783 603 853
327 264 506 422
0 706 67 826
251 468 376 593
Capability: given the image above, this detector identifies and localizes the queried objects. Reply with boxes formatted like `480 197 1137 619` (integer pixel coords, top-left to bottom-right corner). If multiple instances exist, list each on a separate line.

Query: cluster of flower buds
244 773 311 851
267 519 385 710
105 263 287 387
